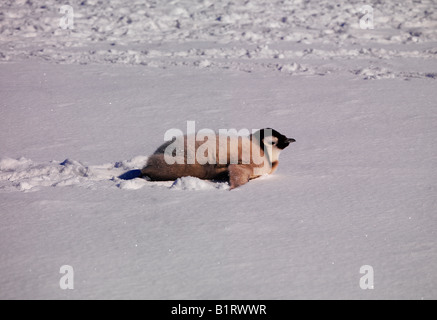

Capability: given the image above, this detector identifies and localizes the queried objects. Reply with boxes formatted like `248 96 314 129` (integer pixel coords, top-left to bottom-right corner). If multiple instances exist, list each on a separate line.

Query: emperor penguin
140 128 295 189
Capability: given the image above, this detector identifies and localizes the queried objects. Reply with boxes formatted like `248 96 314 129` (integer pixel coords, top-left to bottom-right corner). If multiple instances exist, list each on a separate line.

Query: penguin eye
265 139 276 146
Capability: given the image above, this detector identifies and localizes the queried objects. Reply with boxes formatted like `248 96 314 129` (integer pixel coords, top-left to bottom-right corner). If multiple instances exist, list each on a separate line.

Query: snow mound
115 156 149 170
0 157 33 171
170 177 230 191
277 62 309 74
352 66 396 80
117 179 149 190
0 156 148 192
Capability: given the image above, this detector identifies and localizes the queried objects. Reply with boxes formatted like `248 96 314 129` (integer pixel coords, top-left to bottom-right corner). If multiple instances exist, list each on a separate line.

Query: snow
1 0 437 299
170 177 230 191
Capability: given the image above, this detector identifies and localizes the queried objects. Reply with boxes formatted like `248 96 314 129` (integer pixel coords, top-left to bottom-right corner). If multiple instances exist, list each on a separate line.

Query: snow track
0 156 232 192
0 156 143 192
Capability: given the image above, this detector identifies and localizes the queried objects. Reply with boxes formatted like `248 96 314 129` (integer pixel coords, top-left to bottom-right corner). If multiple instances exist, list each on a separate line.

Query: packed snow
0 0 436 299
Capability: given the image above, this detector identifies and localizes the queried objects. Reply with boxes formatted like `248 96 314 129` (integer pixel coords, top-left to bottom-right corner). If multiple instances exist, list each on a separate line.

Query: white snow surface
0 0 437 299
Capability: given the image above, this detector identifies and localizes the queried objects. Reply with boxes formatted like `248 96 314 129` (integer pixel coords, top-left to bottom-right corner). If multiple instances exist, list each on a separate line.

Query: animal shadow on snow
119 169 142 180
118 169 230 184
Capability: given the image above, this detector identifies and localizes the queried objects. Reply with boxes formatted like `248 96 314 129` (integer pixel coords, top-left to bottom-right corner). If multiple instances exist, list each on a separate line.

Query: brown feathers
141 129 294 189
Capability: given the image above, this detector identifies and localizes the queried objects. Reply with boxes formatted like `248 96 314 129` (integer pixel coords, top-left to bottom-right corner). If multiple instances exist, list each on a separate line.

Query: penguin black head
251 128 296 150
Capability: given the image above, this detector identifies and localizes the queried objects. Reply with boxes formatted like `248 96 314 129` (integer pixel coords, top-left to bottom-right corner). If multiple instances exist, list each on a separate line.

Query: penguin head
250 128 295 163
252 128 296 151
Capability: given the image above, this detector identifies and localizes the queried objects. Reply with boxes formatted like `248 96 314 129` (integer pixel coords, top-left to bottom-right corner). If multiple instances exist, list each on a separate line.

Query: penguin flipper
228 164 252 190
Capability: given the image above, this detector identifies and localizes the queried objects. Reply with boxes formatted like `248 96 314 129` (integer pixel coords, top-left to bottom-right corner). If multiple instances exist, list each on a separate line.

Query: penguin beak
279 137 296 150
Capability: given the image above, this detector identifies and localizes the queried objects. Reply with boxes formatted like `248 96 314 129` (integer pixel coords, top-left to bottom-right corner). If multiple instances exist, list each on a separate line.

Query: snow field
0 0 436 300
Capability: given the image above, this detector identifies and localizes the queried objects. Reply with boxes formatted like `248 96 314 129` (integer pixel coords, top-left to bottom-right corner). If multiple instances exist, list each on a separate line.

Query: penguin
140 128 295 189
